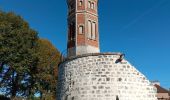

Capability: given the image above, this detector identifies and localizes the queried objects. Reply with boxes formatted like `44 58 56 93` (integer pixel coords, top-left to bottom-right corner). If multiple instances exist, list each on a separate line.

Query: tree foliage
0 11 61 99
0 11 38 98
35 39 60 100
0 94 10 100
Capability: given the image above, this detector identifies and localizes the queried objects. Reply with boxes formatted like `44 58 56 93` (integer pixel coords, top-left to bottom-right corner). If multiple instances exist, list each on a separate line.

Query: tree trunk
11 70 18 99
0 62 5 72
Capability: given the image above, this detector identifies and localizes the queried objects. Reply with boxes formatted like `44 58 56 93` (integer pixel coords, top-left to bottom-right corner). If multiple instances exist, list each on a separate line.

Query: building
57 0 157 100
67 0 100 57
152 81 170 100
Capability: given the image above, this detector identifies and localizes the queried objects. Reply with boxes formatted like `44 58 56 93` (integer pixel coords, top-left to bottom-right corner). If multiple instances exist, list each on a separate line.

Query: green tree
0 11 39 98
0 94 10 100
35 39 60 100
0 11 61 100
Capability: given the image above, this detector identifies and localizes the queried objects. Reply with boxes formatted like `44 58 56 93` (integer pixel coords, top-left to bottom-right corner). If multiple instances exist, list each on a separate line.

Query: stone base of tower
57 53 157 100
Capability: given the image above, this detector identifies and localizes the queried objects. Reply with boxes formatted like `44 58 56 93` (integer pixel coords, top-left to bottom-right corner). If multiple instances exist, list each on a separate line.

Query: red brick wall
68 0 99 49
77 14 85 46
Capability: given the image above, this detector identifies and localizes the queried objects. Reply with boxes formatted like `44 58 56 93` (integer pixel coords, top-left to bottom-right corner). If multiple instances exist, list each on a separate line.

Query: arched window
92 22 96 39
88 1 91 8
88 20 92 39
79 25 84 34
79 0 83 6
91 2 94 9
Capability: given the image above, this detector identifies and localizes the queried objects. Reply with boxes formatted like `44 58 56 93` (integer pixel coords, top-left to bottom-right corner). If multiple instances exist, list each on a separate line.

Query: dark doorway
116 95 119 100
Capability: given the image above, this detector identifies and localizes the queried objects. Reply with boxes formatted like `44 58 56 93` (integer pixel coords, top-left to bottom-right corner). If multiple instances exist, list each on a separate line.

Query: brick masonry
67 0 100 57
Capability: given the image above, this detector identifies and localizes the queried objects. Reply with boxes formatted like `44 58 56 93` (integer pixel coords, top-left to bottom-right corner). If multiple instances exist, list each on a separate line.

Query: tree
34 39 60 100
0 11 61 100
0 95 10 100
0 11 39 98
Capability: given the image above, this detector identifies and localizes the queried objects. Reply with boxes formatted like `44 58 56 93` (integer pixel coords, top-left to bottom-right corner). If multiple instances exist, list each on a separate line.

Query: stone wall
57 53 157 100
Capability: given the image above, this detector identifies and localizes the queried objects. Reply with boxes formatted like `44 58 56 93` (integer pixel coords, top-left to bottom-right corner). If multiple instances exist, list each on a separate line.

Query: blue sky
0 0 170 89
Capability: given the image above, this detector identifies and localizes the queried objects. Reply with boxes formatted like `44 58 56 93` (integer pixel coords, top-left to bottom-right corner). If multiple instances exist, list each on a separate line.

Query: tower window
79 0 83 6
88 1 96 10
88 1 91 8
88 20 96 40
88 20 92 39
79 25 84 34
69 22 75 41
92 22 96 39
91 2 94 9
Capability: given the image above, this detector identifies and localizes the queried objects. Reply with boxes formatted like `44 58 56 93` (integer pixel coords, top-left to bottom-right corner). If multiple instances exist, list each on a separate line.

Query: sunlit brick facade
67 0 100 57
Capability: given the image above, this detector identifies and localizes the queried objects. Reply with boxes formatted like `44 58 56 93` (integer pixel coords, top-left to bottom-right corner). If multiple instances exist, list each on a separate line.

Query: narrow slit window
79 25 84 34
88 1 91 8
92 22 96 39
88 20 92 39
91 2 94 9
79 0 83 6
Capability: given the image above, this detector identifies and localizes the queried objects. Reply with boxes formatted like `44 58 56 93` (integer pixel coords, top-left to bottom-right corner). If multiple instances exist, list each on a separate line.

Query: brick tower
67 0 100 57
57 1 158 100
